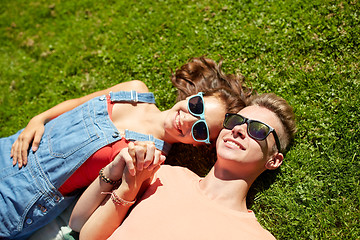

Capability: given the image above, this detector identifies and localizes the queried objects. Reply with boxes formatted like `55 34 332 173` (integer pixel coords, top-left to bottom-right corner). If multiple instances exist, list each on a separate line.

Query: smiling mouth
224 139 245 150
175 111 183 134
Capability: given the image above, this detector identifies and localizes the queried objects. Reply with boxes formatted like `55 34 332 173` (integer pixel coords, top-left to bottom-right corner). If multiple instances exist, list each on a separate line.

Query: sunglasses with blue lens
187 92 210 144
223 113 281 152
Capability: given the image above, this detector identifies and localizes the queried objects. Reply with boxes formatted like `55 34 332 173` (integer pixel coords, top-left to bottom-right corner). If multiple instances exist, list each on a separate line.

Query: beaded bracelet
99 167 121 185
101 191 136 207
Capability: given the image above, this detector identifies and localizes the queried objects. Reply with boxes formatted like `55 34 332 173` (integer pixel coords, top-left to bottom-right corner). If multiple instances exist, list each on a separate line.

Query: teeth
225 140 241 148
175 113 181 133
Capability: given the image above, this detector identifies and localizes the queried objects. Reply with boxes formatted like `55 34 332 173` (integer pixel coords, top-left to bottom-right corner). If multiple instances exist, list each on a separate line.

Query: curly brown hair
171 56 251 102
167 57 253 175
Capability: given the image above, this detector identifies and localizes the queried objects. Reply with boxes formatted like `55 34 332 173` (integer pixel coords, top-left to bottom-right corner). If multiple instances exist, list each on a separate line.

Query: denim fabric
0 91 171 239
109 90 156 104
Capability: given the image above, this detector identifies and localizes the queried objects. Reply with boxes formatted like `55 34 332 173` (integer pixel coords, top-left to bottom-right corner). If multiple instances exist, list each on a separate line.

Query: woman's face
164 95 226 145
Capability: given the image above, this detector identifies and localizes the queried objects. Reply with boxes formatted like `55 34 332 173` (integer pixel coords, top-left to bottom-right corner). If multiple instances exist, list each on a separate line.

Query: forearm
69 163 125 231
71 142 160 238
69 175 113 231
32 80 149 123
34 98 83 124
79 183 139 240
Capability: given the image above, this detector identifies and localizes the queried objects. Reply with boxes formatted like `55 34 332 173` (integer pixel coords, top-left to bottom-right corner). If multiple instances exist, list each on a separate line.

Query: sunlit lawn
1 0 359 239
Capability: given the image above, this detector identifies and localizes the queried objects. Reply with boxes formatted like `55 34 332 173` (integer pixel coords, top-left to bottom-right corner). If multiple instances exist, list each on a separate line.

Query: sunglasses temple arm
272 131 282 153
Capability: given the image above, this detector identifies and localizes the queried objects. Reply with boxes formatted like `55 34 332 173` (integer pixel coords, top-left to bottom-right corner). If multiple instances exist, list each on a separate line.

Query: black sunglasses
223 113 281 152
187 92 210 144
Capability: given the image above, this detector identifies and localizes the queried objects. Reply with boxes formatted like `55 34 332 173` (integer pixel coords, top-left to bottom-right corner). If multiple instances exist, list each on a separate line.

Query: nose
183 112 199 127
231 124 247 139
181 113 200 135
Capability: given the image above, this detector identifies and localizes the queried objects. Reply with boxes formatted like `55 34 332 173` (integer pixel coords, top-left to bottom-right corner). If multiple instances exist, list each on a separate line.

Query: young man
70 93 296 240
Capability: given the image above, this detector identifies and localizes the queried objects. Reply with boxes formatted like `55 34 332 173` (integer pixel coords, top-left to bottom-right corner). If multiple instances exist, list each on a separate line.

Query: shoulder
243 211 277 240
126 80 150 93
112 80 150 93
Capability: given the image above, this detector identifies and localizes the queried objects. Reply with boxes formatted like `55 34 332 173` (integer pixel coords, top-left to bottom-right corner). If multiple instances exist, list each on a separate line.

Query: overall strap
109 90 156 104
124 129 172 155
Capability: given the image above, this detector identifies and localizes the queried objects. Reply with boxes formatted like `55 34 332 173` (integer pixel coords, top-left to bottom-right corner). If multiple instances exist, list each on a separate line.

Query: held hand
121 163 161 194
104 141 166 184
10 116 45 168
126 141 166 176
103 148 128 183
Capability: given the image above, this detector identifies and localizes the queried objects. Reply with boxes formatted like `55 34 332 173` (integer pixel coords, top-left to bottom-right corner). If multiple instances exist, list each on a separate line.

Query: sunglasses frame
187 92 210 144
223 113 281 152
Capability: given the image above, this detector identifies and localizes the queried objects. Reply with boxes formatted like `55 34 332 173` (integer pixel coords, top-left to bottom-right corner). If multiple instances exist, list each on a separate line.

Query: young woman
0 57 250 239
70 93 296 240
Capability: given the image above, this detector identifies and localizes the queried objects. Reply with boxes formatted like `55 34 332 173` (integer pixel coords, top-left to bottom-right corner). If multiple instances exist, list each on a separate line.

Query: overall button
54 195 61 202
112 132 119 138
26 218 33 225
38 204 47 213
40 206 47 213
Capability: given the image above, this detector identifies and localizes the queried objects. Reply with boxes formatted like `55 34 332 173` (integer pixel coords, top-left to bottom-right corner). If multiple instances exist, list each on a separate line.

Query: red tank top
58 96 129 196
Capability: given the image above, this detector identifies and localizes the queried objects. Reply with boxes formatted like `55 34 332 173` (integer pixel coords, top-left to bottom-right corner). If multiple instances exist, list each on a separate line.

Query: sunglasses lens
188 96 204 115
224 114 245 129
192 121 208 141
248 122 270 140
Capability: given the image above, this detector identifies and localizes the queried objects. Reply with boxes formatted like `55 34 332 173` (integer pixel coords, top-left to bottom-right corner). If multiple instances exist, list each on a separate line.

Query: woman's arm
69 142 165 237
11 80 149 168
78 169 149 240
68 163 119 233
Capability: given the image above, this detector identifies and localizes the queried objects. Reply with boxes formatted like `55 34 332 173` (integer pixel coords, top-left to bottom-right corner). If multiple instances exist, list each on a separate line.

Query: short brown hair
247 93 296 153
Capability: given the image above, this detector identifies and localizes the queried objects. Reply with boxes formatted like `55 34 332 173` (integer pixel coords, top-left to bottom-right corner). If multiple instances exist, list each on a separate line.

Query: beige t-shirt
108 165 276 240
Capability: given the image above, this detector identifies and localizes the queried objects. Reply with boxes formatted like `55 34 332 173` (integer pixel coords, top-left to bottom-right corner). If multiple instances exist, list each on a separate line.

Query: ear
265 152 284 170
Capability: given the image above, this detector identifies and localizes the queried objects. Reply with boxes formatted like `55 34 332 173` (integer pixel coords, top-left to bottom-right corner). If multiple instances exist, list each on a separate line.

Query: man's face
216 105 284 174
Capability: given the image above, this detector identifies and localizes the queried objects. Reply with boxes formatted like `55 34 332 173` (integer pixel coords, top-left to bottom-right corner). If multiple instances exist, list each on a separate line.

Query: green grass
1 0 359 239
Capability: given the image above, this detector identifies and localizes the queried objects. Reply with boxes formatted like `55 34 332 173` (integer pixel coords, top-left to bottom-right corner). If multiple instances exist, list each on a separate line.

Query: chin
216 151 239 162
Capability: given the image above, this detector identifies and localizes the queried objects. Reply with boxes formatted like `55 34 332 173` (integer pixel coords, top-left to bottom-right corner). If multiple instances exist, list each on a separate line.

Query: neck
157 110 175 143
199 165 251 212
142 110 169 141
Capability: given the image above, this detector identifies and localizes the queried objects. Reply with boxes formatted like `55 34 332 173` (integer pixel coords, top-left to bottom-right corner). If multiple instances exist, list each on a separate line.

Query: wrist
99 167 122 185
116 184 139 202
33 113 49 124
101 190 136 207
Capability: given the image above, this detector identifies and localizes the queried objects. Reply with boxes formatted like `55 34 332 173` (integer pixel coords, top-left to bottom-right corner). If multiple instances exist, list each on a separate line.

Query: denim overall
0 90 171 239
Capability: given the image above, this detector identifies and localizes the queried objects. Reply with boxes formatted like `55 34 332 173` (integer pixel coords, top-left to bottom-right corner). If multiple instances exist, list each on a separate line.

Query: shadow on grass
166 143 216 177
246 168 281 208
